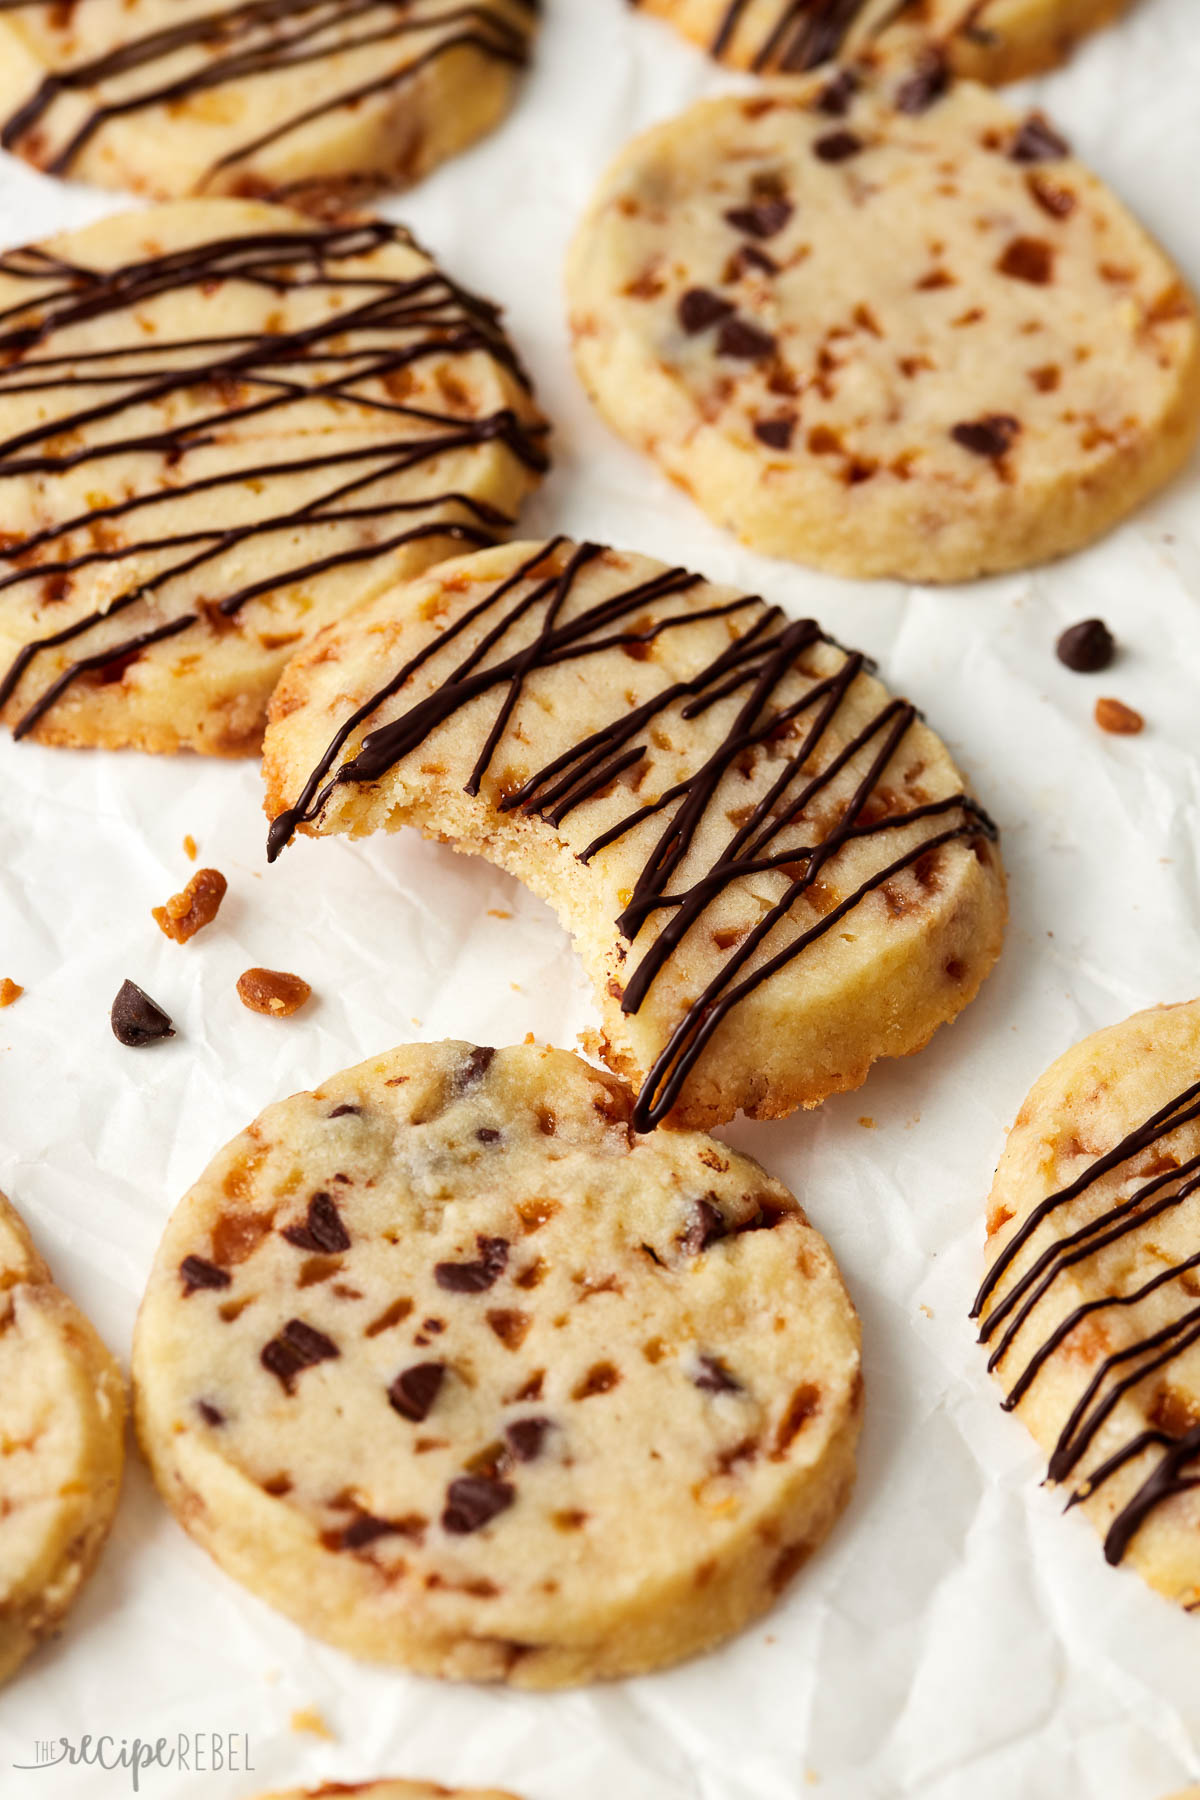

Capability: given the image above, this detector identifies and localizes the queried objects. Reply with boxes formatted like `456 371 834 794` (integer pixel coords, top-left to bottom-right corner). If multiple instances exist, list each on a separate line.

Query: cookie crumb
488 909 512 920
153 868 227 944
857 1116 875 1129
0 979 22 1008
237 968 312 1016
289 1707 334 1740
1056 617 1115 672
111 980 175 1047
1095 696 1144 735
183 835 198 861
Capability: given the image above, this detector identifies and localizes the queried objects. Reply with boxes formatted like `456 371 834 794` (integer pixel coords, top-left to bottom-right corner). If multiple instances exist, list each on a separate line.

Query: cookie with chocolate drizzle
0 0 539 207
977 999 1200 1607
0 199 547 756
262 538 1006 1132
261 1787 523 1800
133 1040 863 1686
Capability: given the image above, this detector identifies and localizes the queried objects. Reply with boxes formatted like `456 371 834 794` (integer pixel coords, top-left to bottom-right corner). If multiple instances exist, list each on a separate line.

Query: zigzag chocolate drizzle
0 217 548 739
0 0 539 186
267 538 996 1130
974 1076 1200 1567
631 0 915 73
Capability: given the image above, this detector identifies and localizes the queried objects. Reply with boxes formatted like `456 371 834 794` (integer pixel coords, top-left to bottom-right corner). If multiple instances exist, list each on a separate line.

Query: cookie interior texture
133 1041 863 1687
567 73 1200 583
629 0 1132 84
0 1191 126 1686
0 0 539 207
0 199 546 756
977 998 1200 1607
262 538 1006 1132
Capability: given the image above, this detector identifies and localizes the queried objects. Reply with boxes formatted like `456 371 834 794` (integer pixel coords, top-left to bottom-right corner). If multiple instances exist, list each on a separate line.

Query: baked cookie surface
260 1784 522 1800
629 0 1131 85
976 999 1200 1606
0 1191 126 1686
567 76 1200 583
0 199 546 756
133 1041 863 1686
262 539 1006 1132
0 0 539 207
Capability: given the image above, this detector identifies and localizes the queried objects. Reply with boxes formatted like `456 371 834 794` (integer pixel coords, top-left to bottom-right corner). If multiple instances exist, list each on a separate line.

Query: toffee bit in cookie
505 1417 552 1462
1056 618 1115 673
283 1193 351 1254
951 414 1021 459
0 978 22 1007
996 236 1054 286
723 197 793 240
694 1354 743 1394
442 1473 515 1535
678 287 736 335
435 1235 510 1293
261 1318 339 1393
236 968 312 1017
1010 112 1070 164
813 130 863 163
716 317 777 360
388 1361 446 1423
111 979 175 1047
153 868 227 944
894 50 949 117
1095 696 1144 735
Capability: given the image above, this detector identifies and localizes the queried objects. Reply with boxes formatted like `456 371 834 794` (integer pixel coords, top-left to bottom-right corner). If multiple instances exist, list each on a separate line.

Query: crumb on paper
236 968 312 1017
0 979 22 1007
525 1031 536 1045
858 1115 876 1129
488 908 512 919
511 982 522 993
153 868 227 944
290 1707 334 1740
920 1304 934 1319
183 834 197 861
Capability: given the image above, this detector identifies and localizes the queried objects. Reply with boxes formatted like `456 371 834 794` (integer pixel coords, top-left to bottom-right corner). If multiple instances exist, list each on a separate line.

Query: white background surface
1 1 1200 1795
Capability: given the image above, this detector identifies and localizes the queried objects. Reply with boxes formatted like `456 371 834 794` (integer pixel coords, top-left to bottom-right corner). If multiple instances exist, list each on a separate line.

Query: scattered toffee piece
678 288 736 335
442 1473 515 1534
505 1416 552 1461
283 1193 350 1254
180 1254 231 1294
1056 618 1115 674
261 1318 339 1392
894 50 949 116
0 978 22 1007
694 1354 743 1394
236 968 311 1017
716 317 777 360
1095 696 1144 735
1010 112 1070 164
111 979 174 1047
815 68 859 117
388 1361 446 1423
724 197 793 240
435 1235 510 1293
813 130 863 163
951 414 1021 459
682 1198 728 1255
152 868 227 944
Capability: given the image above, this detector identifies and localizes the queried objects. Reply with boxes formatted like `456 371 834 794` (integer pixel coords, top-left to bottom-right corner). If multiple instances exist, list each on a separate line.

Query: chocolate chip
435 1235 510 1293
813 130 863 163
678 288 735 335
505 1417 552 1462
682 1198 728 1255
753 416 796 450
442 1474 515 1534
261 1318 339 1392
477 1127 502 1143
894 49 949 115
1010 112 1070 163
388 1361 445 1423
724 197 793 240
336 1512 399 1551
454 1046 495 1093
728 243 779 280
815 68 859 117
1056 618 1115 673
181 1255 231 1293
283 1192 350 1254
196 1399 224 1426
111 979 174 1047
733 1198 791 1234
694 1354 743 1394
716 317 777 360
328 1104 360 1119
951 414 1021 458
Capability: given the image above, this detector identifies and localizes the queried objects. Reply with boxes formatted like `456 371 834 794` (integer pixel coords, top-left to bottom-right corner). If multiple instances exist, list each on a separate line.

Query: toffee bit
237 967 312 1016
1056 618 1115 673
111 979 175 1047
153 867 227 944
0 978 22 1007
1095 696 1144 735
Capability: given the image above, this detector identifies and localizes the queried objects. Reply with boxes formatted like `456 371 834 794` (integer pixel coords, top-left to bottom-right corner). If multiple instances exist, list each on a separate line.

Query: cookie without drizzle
0 1191 126 1685
0 199 546 756
567 74 1200 582
133 1041 863 1686
976 999 1200 1606
0 0 539 209
263 538 1006 1132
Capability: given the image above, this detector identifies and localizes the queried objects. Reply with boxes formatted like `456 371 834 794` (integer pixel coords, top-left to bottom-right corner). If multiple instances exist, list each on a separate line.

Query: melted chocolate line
1098 1425 1200 1565
1048 1307 1200 1485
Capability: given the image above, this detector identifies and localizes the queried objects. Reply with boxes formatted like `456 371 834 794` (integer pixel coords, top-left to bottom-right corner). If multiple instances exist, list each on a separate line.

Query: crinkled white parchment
1 1 1199 1795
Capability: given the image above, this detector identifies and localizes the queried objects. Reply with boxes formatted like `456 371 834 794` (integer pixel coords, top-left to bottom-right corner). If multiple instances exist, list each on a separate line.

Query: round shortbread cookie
133 1041 863 1686
975 999 1200 1608
260 1784 521 1799
628 0 1131 86
0 0 538 209
262 538 1006 1133
0 1191 126 1686
0 199 547 756
567 76 1200 583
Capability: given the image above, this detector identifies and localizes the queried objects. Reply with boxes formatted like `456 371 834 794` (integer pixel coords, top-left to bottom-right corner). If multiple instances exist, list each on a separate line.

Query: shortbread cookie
975 999 1200 1606
261 1782 522 1799
0 200 546 755
0 1191 126 1685
0 0 538 208
567 77 1200 583
629 0 1131 85
263 538 1006 1131
133 1041 863 1685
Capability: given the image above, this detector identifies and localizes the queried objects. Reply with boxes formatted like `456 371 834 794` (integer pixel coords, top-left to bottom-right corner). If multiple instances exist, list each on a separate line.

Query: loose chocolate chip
261 1318 339 1393
1056 618 1115 673
328 1104 361 1119
181 1254 231 1293
753 416 796 451
682 1198 728 1255
716 317 777 360
389 1361 446 1423
813 130 863 163
506 1417 552 1462
454 1046 495 1093
1010 112 1070 163
894 49 949 115
724 197 793 240
442 1474 515 1535
111 979 174 1047
695 1354 743 1394
435 1235 510 1293
678 288 735 335
951 414 1021 459
283 1192 351 1254
196 1399 225 1426
816 67 859 116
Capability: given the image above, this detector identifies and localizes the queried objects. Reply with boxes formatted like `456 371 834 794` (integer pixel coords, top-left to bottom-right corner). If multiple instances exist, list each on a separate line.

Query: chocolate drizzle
630 0 914 74
975 1075 1200 1567
0 217 547 740
268 538 996 1130
0 0 539 187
